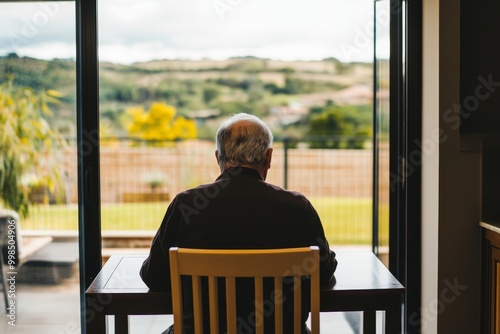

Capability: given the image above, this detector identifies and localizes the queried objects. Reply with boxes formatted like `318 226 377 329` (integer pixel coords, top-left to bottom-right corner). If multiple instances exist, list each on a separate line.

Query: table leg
363 310 376 334
115 314 129 334
385 297 402 334
86 295 106 334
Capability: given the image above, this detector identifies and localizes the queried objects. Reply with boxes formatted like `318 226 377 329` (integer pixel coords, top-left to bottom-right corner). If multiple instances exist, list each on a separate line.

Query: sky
0 0 387 65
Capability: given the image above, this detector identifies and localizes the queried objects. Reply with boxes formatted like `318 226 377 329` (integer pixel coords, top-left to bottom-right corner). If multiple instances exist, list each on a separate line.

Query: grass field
22 197 388 246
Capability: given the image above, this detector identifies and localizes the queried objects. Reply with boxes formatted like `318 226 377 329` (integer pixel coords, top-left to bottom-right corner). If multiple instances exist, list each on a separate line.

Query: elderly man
140 113 337 333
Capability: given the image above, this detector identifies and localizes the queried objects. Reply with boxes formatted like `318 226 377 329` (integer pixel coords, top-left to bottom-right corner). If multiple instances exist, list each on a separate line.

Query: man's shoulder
173 176 313 210
176 182 217 197
263 182 313 207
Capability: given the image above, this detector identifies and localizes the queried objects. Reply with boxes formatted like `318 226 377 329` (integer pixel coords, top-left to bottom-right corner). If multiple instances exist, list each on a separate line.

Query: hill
0 54 374 138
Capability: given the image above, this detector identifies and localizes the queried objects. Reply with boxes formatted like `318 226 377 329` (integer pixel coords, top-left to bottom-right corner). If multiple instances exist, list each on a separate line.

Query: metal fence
23 136 387 245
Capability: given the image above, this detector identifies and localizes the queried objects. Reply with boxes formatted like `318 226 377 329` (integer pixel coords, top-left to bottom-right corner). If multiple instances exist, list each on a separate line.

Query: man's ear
215 150 219 162
265 148 273 168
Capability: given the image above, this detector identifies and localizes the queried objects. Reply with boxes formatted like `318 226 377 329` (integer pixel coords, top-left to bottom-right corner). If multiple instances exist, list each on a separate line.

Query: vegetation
307 103 372 148
0 78 67 216
127 102 197 142
1 54 374 141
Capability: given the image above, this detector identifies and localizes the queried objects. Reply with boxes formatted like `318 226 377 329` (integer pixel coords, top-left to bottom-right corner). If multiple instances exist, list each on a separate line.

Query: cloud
0 2 75 58
0 0 374 64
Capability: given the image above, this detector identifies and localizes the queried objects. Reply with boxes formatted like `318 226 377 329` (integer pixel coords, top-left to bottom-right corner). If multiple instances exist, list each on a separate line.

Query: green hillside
0 53 374 140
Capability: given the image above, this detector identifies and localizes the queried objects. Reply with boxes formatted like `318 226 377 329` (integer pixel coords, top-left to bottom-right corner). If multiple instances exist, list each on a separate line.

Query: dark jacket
140 167 337 333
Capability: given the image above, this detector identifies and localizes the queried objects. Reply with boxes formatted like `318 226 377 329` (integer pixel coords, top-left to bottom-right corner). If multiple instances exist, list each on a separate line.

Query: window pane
0 2 79 332
374 0 391 265
98 0 374 246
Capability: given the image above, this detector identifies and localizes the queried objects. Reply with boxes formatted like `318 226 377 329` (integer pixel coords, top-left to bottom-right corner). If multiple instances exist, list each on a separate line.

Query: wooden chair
169 246 320 334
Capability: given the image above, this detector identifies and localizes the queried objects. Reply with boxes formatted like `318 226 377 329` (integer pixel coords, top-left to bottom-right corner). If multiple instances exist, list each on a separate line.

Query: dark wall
482 137 500 222
460 0 500 135
439 0 482 332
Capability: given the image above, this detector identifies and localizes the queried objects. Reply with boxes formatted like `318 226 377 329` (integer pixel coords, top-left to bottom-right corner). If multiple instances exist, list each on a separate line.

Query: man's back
177 167 320 250
141 167 336 333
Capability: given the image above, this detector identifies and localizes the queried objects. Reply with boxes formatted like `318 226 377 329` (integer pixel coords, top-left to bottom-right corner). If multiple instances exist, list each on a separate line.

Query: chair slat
208 276 219 334
274 277 283 334
255 277 264 334
294 276 301 334
169 249 184 334
226 277 237 334
192 275 204 334
310 267 320 334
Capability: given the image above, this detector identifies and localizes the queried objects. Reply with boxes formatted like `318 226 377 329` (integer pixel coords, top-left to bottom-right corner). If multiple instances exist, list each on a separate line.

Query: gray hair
216 113 273 170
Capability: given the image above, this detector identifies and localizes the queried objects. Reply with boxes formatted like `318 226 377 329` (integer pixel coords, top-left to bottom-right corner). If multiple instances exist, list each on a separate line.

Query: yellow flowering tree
0 79 66 216
127 102 197 143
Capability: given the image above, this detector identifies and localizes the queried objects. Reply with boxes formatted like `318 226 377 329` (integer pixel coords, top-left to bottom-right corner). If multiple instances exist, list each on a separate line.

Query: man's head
215 113 273 179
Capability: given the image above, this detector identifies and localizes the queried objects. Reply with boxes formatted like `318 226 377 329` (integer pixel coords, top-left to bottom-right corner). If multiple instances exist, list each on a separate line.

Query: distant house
332 84 374 105
187 109 220 125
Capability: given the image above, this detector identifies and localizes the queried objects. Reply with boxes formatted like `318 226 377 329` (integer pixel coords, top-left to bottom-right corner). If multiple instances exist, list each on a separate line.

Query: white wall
421 0 440 332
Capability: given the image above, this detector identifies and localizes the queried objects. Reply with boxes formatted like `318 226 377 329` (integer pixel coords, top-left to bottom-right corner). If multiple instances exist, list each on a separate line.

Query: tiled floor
128 313 361 333
0 279 81 334
0 278 362 334
118 312 359 333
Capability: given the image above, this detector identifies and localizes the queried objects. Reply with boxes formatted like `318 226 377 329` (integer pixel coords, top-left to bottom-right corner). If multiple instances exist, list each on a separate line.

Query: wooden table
85 251 404 333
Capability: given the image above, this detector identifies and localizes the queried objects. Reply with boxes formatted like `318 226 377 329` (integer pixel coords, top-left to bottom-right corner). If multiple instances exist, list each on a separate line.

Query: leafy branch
0 78 67 216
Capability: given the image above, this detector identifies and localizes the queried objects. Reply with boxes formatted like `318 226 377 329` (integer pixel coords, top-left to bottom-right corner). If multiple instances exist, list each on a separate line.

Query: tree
127 102 197 143
307 104 372 149
0 79 66 216
202 86 220 105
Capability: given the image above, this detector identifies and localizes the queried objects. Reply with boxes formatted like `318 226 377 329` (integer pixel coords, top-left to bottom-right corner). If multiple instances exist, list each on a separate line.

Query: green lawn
23 197 388 246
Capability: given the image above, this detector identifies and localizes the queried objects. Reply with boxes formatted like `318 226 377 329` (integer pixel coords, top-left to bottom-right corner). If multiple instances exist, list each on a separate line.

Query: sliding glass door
373 0 391 266
0 2 80 332
0 0 420 332
373 1 423 333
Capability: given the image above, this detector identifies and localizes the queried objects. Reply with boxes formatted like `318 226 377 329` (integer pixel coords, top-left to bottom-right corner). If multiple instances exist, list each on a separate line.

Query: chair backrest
169 246 320 334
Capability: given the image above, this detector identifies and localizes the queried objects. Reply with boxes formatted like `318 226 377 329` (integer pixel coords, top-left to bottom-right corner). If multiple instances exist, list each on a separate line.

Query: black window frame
75 1 102 333
384 1 423 333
